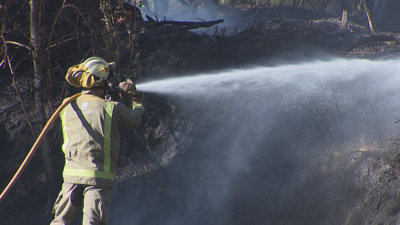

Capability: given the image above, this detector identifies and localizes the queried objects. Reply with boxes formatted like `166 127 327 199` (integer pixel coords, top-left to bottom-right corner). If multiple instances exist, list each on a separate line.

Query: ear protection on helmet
65 57 116 89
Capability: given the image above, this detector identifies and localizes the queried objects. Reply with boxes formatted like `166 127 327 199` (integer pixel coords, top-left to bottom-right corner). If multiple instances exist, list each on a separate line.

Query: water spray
112 58 400 224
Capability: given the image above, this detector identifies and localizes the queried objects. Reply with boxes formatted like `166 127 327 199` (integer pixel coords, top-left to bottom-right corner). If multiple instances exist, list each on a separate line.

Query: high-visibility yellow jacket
60 89 145 187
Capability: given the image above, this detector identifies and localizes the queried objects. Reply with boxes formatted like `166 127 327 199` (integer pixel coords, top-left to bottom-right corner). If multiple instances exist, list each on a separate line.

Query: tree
29 0 58 208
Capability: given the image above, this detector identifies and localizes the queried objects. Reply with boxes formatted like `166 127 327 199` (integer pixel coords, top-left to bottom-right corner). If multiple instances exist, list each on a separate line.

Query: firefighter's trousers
50 183 112 225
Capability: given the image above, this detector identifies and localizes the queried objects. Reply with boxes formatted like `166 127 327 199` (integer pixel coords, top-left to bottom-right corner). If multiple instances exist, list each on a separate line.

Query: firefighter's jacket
60 89 145 187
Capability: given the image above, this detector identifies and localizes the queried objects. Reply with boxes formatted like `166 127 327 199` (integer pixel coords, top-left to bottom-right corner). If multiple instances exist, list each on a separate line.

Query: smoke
111 59 400 225
125 0 242 35
126 0 221 22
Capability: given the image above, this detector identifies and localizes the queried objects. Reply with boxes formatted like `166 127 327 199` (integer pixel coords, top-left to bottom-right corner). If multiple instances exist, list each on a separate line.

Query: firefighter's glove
119 79 143 108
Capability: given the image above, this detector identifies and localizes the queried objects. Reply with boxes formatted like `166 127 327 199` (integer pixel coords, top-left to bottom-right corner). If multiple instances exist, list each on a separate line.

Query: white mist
114 59 400 225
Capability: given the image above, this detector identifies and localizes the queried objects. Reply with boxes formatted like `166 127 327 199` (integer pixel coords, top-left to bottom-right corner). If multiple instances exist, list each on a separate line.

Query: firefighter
50 57 145 225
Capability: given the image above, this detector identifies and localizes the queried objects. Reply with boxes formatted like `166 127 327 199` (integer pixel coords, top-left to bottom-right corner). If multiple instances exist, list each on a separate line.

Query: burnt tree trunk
363 0 375 32
30 0 56 210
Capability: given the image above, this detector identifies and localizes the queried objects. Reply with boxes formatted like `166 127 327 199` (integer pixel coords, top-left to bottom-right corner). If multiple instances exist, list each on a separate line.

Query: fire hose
0 93 82 204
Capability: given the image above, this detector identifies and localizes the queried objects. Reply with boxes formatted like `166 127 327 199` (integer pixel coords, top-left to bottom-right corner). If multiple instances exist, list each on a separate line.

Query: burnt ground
2 4 400 225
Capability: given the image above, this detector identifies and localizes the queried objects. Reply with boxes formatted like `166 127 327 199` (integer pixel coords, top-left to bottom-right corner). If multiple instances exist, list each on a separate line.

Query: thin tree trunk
340 10 348 30
363 0 375 32
30 0 56 210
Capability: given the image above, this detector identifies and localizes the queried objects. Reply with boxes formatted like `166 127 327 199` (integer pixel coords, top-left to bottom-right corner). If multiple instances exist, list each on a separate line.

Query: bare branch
12 75 36 139
0 102 21 116
46 4 101 53
48 37 76 49
6 55 15 74
4 41 32 51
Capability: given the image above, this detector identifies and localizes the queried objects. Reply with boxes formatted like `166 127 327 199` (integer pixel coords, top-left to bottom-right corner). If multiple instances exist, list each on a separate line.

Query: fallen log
143 18 224 29
136 19 224 43
344 34 396 52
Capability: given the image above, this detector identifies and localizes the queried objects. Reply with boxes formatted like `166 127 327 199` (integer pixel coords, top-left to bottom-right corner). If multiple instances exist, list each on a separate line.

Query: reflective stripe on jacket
60 90 145 187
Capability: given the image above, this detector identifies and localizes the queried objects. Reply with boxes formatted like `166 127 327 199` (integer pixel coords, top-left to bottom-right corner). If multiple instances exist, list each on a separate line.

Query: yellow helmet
65 57 116 89
82 57 116 83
